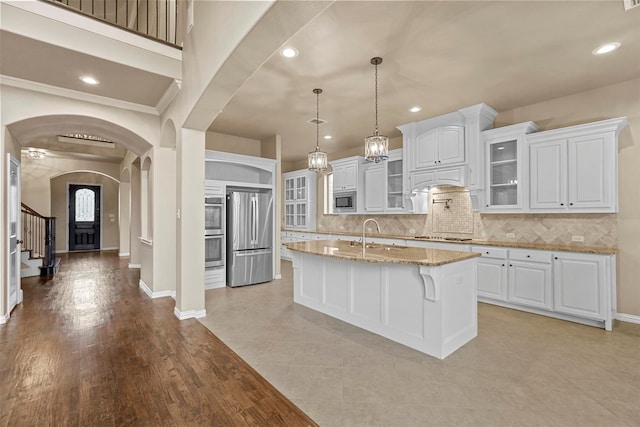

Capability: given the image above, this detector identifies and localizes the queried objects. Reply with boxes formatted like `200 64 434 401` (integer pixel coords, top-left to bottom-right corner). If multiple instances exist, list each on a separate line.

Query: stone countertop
281 229 617 255
285 239 480 267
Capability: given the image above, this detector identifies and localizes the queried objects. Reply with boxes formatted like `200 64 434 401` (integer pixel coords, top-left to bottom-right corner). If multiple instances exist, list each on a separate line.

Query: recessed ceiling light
80 75 100 85
280 47 298 58
592 42 620 55
324 135 332 140
409 106 422 113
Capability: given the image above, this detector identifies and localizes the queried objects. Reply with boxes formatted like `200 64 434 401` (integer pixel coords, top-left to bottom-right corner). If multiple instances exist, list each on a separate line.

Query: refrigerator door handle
254 195 259 245
235 249 272 257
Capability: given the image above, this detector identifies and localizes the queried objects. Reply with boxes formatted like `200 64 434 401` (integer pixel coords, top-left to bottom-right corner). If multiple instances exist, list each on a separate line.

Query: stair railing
21 203 57 275
42 0 184 47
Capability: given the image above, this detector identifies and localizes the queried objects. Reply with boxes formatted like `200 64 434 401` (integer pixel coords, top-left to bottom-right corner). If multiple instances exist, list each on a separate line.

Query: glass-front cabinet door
283 169 316 230
488 139 518 207
387 158 403 210
482 121 538 211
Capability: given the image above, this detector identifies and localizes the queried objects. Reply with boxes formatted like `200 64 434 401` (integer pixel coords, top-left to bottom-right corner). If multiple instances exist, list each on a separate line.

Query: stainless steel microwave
334 191 356 213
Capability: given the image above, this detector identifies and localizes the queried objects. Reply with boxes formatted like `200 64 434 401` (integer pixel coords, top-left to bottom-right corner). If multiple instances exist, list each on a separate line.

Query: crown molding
0 75 159 116
156 79 182 114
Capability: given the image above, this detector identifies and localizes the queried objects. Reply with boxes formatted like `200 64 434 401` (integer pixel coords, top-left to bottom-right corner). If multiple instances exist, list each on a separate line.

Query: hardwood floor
0 251 317 426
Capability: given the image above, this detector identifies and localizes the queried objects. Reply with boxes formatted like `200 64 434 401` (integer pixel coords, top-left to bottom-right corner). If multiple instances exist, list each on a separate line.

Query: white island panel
291 249 477 359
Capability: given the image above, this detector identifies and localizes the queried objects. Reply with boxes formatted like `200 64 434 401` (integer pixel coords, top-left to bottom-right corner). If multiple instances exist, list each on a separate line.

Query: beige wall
21 156 120 217
206 131 262 157
50 172 120 252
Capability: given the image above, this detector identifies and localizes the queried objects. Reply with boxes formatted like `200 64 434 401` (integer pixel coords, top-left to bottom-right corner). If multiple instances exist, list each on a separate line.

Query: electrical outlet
572 235 584 242
506 233 515 239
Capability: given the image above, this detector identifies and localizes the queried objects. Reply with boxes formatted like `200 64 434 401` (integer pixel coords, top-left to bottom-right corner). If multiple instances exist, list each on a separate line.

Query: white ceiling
2 1 639 164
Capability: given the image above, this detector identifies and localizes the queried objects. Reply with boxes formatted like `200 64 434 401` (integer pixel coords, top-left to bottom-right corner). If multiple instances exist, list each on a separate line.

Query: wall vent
623 0 640 10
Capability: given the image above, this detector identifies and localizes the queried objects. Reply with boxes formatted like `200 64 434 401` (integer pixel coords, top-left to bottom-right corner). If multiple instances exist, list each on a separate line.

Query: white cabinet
527 118 626 213
283 169 316 230
411 125 465 171
507 249 553 310
331 157 362 192
364 164 385 212
474 246 508 301
410 166 467 190
482 122 538 211
473 246 552 309
553 252 612 328
363 149 404 213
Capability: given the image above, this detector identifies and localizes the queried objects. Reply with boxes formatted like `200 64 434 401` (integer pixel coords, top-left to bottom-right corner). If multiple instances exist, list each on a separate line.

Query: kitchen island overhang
286 239 481 359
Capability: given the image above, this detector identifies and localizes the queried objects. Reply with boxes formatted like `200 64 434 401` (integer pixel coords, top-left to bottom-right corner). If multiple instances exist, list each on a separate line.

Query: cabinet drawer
473 246 507 259
509 249 551 263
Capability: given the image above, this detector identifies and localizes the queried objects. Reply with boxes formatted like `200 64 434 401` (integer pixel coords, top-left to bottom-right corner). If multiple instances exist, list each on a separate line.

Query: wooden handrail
21 203 57 275
21 202 48 219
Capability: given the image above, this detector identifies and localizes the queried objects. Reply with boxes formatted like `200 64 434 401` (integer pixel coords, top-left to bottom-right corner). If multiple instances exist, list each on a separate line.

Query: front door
7 155 21 315
69 184 101 251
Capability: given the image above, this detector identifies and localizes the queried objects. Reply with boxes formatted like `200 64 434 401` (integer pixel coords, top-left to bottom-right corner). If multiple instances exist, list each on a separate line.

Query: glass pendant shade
308 88 328 172
365 57 389 163
365 132 389 163
308 148 328 170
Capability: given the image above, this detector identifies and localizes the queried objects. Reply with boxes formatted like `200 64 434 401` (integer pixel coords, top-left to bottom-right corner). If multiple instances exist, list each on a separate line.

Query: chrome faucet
362 218 381 257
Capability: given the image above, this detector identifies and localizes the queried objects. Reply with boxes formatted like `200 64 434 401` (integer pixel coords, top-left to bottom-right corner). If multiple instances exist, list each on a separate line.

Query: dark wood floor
0 251 317 426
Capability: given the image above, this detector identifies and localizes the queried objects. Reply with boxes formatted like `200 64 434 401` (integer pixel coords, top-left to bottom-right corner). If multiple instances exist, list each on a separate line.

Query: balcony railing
42 0 183 47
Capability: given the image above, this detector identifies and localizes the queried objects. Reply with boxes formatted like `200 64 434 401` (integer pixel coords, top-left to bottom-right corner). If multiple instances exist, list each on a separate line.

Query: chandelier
364 57 389 162
308 88 328 172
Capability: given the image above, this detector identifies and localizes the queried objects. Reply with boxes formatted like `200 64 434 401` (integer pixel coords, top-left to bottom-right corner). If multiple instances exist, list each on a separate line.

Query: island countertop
285 239 480 267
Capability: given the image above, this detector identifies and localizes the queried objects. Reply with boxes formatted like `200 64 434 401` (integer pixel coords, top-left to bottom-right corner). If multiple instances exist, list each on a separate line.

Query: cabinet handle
554 257 558 260
486 204 489 208
509 264 513 267
434 161 437 165
560 203 564 206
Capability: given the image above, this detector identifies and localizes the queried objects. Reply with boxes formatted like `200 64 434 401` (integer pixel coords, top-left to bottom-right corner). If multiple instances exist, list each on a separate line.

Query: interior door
7 155 21 314
69 184 101 251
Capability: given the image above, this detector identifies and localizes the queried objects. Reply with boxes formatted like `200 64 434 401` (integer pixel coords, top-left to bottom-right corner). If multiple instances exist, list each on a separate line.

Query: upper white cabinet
482 122 539 211
363 149 404 213
283 169 316 230
411 125 465 170
397 104 497 208
527 118 627 213
331 156 362 192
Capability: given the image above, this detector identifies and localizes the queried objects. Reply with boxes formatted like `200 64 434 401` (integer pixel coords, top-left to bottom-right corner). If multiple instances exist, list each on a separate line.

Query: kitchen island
286 239 481 359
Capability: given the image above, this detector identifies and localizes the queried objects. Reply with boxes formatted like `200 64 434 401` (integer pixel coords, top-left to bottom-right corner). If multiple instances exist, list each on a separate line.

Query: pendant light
364 57 389 163
308 88 328 172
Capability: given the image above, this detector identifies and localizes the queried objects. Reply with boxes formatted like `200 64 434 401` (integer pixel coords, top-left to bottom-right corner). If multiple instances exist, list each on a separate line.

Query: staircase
21 203 59 277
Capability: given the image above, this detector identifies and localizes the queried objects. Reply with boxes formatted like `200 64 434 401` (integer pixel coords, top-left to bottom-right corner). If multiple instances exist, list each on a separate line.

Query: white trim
156 79 182 114
118 252 130 257
0 75 159 116
7 154 21 318
204 283 226 290
128 263 141 269
0 312 9 324
173 307 207 320
616 313 640 325
102 247 119 251
50 170 119 183
139 280 175 299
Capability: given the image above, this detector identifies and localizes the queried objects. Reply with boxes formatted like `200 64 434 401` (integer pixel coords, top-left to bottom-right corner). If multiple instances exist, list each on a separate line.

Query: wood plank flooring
0 251 317 426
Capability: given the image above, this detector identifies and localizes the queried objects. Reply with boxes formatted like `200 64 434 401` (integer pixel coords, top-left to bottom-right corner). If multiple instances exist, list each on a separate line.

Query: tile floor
200 261 639 427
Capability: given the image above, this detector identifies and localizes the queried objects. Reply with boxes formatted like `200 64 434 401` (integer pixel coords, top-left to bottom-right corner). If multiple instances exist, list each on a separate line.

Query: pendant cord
374 61 379 134
316 90 320 150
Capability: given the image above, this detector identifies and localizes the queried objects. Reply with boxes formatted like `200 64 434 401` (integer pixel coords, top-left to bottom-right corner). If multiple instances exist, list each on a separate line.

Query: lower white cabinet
553 252 610 322
473 245 613 330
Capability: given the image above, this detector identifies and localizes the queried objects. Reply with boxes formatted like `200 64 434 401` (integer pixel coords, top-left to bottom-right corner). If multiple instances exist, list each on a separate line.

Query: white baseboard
173 306 207 320
56 249 68 254
617 313 640 324
139 280 176 299
128 263 141 269
0 312 8 324
102 246 119 251
275 274 282 280
205 283 226 290
118 252 130 257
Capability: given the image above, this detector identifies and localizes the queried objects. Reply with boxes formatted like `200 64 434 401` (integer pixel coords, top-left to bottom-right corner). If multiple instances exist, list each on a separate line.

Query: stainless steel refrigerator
226 190 273 287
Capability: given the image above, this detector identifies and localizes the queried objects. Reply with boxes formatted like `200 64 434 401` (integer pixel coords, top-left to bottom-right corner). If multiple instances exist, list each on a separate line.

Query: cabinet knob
509 264 513 267
526 255 530 258
485 251 489 255
486 204 489 208
502 264 505 267
560 203 564 206
569 202 574 206
434 161 437 165
554 257 558 260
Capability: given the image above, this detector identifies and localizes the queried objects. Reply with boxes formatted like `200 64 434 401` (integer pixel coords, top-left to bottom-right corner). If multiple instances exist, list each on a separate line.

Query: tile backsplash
316 186 616 248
